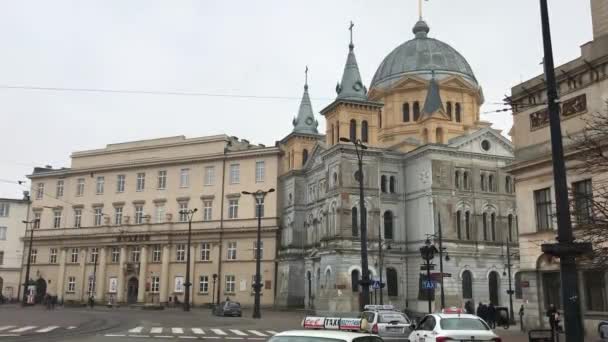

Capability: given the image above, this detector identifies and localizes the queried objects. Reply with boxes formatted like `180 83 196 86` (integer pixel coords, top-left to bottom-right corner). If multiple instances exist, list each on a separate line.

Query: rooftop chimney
592 0 608 39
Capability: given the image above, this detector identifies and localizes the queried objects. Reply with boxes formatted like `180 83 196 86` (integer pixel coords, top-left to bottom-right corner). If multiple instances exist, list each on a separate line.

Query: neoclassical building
275 18 520 313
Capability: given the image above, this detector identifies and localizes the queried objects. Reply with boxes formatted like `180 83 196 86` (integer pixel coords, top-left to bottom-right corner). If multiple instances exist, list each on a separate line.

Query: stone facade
0 195 29 300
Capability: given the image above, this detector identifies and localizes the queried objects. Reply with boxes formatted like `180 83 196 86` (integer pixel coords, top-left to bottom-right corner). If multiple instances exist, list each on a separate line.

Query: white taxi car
271 316 383 342
408 308 501 342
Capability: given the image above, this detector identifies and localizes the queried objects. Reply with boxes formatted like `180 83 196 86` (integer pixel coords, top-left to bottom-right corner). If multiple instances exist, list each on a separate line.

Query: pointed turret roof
292 71 319 134
420 71 445 119
335 22 368 101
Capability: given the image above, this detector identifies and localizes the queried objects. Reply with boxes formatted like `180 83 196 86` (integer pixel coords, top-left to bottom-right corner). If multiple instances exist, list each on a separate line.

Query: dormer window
402 103 410 122
413 102 420 121
446 102 453 120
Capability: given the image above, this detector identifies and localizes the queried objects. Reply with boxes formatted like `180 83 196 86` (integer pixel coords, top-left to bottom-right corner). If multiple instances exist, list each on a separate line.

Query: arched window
330 124 335 144
302 149 309 166
462 270 473 299
455 103 462 122
465 211 471 240
389 176 396 193
316 268 321 292
515 273 523 299
378 112 382 129
506 176 512 194
489 271 500 305
481 174 487 191
455 170 460 189
482 212 488 241
446 102 453 120
488 174 495 192
413 102 420 121
336 121 340 141
402 103 410 122
508 214 514 242
349 119 357 142
351 207 358 237
380 175 387 193
456 210 462 239
384 211 394 240
463 171 469 190
436 127 444 144
291 151 295 169
325 269 332 289
491 213 496 241
333 172 338 187
351 269 360 292
361 121 369 143
387 268 398 297
287 152 291 169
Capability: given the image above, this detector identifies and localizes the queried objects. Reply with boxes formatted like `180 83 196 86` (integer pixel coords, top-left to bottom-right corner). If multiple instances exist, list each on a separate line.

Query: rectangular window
152 245 162 262
96 176 105 194
0 227 6 240
255 197 265 218
0 203 8 217
117 175 126 193
30 248 37 263
33 212 41 229
53 210 62 228
253 241 263 259
67 276 76 292
204 166 215 186
73 209 82 228
49 248 58 264
179 202 188 222
136 173 145 191
56 180 64 198
157 170 167 190
88 276 96 295
203 200 212 221
76 178 85 196
573 179 593 224
228 199 239 219
199 275 209 293
90 247 99 263
0 251 3 265
225 275 236 293
176 244 186 261
534 188 553 231
151 276 160 293
585 270 607 311
135 205 144 224
227 242 237 260
131 246 140 262
114 207 123 225
94 208 103 226
201 242 210 261
180 168 190 188
111 247 120 263
36 183 44 200
70 248 79 263
255 161 265 183
229 164 240 184
155 204 165 224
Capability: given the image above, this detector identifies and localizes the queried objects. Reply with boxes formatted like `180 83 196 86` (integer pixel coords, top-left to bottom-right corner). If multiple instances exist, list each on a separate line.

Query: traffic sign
372 280 381 290
421 280 436 289
420 264 435 271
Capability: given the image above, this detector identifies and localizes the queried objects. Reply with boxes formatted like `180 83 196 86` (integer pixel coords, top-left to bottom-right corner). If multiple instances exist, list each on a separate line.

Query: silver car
361 310 411 338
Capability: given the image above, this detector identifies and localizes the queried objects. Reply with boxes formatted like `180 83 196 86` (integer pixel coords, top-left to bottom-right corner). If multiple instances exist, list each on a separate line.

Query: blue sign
422 280 436 289
372 280 381 289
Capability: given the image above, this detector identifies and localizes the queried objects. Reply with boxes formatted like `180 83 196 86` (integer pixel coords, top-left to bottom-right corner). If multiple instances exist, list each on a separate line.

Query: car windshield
439 318 490 331
268 337 345 342
227 303 240 308
379 313 409 323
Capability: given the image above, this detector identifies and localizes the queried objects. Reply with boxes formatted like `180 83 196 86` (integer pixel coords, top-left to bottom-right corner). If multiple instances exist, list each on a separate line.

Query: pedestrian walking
476 302 485 320
547 304 558 333
487 303 497 329
519 304 525 332
465 300 474 315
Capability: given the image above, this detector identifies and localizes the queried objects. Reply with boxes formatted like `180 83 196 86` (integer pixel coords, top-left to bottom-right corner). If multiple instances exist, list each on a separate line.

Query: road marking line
10 326 37 333
0 334 19 337
248 338 265 340
192 328 205 335
172 327 184 334
67 326 77 330
267 331 278 335
151 327 164 334
36 326 59 333
248 330 267 337
230 330 247 336
226 338 244 340
129 327 144 333
211 329 227 336
105 334 126 337
129 335 151 338
178 337 197 339
0 326 15 332
154 336 174 339
202 337 221 339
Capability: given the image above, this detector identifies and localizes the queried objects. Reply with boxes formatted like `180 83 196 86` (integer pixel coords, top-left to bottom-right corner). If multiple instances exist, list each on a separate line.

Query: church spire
292 66 319 134
335 21 368 101
420 70 445 118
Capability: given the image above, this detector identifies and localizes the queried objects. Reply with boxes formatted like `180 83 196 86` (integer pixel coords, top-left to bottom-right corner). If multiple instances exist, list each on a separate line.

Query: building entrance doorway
127 277 138 304
489 271 499 306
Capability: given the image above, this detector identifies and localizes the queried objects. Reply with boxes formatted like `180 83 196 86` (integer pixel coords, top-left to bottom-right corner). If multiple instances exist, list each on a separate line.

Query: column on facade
79 248 88 302
159 244 170 303
137 245 148 303
96 247 107 301
117 246 127 302
56 248 67 302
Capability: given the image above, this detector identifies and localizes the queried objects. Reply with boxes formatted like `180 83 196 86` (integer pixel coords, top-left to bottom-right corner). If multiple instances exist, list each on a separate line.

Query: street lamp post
89 249 98 308
420 238 438 313
212 273 217 305
339 137 371 310
21 218 39 306
179 208 198 312
505 222 515 325
242 188 275 319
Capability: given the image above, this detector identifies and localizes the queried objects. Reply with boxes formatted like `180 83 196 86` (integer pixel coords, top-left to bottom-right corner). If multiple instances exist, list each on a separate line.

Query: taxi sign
441 307 464 314
364 304 396 311
302 317 369 331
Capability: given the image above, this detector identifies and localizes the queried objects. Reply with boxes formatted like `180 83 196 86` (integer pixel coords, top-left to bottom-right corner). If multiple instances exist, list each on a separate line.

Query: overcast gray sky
0 0 593 198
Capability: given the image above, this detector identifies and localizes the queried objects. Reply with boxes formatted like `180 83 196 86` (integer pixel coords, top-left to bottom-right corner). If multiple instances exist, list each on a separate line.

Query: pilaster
117 246 126 302
137 245 148 303
96 247 107 301
160 244 170 303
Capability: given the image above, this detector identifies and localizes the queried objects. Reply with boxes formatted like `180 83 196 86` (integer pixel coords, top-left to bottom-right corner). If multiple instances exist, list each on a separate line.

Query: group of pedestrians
473 301 497 328
43 293 58 309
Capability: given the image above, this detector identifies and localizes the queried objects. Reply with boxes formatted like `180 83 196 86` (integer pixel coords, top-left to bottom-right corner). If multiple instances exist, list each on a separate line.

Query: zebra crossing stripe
10 326 37 333
268 331 278 335
172 328 184 334
150 327 163 334
178 337 197 339
129 327 144 333
0 327 15 332
248 330 267 337
192 328 205 335
36 326 59 333
229 329 247 336
211 329 226 335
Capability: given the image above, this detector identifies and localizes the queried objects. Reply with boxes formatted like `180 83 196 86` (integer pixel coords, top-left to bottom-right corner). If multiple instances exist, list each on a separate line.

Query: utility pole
437 213 445 310
537 1 592 341
180 208 198 312
506 219 515 324
21 218 39 306
378 226 384 305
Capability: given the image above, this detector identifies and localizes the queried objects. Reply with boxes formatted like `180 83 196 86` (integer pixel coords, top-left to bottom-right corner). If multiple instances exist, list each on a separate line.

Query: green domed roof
370 20 478 90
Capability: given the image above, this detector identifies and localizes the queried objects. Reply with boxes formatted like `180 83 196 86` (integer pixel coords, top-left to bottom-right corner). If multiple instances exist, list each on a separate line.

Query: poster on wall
108 277 118 293
175 276 184 293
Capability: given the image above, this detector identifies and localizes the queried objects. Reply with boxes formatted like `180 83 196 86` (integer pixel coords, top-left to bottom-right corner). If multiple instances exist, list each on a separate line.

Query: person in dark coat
487 303 497 329
546 304 558 332
465 300 474 315
476 302 485 320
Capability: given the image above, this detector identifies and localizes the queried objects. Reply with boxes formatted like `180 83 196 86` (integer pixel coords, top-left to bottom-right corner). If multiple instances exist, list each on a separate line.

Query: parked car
213 301 242 317
408 309 501 342
361 305 411 339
